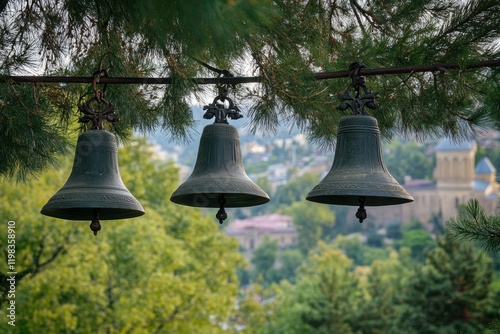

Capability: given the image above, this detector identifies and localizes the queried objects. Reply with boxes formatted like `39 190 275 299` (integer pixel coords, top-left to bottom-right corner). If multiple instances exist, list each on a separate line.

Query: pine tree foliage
352 250 411 333
447 198 500 253
398 233 497 333
1 0 500 178
0 82 70 180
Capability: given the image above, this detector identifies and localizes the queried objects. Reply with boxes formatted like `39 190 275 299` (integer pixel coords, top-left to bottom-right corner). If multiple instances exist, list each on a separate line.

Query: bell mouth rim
170 193 270 208
305 194 414 206
40 208 145 220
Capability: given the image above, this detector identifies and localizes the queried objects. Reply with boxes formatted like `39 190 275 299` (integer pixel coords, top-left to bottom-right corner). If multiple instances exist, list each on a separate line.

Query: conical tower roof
435 137 476 151
475 156 496 174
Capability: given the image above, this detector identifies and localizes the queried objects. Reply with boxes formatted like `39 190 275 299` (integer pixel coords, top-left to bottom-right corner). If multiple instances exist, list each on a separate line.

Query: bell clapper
216 195 228 224
90 208 102 236
355 196 367 223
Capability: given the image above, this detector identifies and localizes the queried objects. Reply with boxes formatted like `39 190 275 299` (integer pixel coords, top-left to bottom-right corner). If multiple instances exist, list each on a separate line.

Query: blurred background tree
237 232 500 334
255 242 362 334
398 233 497 333
281 200 335 255
250 235 280 284
383 140 434 183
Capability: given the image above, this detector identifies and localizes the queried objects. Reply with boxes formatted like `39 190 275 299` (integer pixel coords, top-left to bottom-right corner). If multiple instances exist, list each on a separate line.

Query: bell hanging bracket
78 70 119 130
338 62 379 116
203 84 243 124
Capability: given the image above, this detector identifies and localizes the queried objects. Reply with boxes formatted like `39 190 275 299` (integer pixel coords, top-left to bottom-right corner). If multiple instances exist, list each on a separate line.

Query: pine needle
447 199 500 253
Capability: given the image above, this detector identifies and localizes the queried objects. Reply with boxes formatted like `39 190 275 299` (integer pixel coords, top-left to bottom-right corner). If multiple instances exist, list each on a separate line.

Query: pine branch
447 199 500 253
1 0 500 179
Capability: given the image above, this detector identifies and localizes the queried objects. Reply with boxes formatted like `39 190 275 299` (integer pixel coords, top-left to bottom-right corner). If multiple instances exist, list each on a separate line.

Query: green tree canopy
332 234 389 266
0 155 78 302
276 248 305 283
281 200 335 254
353 250 411 333
383 139 434 183
394 220 435 262
251 235 279 284
245 233 499 334
1 0 500 178
257 242 362 334
269 172 320 210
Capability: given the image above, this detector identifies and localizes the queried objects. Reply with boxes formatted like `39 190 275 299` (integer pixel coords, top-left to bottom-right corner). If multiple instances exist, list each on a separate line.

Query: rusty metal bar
1 59 499 85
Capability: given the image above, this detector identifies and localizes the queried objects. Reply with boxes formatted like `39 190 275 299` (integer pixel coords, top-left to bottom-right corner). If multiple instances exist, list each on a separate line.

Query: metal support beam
1 59 499 85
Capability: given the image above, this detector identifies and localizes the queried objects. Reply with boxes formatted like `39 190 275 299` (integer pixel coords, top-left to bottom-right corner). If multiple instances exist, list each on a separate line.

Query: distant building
243 142 267 154
225 214 298 260
266 163 289 191
361 138 499 229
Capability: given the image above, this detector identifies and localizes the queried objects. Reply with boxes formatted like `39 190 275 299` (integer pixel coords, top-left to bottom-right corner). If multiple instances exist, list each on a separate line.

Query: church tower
434 138 477 221
435 138 476 189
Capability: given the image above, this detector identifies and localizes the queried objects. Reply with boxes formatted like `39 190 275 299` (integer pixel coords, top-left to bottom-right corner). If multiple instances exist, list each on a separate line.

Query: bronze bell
170 122 270 222
306 115 413 222
41 129 145 235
